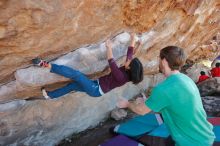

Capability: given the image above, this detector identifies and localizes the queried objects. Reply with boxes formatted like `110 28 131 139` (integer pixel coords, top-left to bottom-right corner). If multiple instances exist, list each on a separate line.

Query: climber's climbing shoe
41 87 50 99
32 57 49 67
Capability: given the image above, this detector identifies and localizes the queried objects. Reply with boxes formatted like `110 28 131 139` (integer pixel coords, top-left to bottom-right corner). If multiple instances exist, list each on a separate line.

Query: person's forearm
107 47 113 60
126 46 134 61
130 37 135 47
128 102 141 114
105 39 114 60
128 101 151 115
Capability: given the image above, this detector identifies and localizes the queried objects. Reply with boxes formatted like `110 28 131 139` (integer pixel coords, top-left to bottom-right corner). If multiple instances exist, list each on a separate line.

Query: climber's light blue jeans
47 64 102 99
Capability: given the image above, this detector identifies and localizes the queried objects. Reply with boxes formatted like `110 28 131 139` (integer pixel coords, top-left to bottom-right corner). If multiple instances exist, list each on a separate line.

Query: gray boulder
197 77 220 97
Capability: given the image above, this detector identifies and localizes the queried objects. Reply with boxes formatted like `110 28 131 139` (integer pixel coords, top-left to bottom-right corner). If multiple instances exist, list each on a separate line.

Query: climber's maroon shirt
98 46 134 93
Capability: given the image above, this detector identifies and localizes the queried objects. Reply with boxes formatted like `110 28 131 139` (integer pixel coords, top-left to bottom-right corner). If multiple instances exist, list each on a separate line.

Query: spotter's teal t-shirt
146 73 215 146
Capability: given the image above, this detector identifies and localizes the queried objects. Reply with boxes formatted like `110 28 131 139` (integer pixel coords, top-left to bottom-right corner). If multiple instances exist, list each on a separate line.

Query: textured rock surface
110 108 128 121
0 76 152 146
197 77 220 97
0 0 220 84
202 96 220 116
186 63 211 82
0 0 220 146
186 63 220 116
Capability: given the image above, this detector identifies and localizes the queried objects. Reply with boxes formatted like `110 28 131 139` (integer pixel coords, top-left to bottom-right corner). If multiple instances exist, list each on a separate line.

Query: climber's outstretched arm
105 39 125 81
129 32 136 48
106 39 113 60
124 33 136 68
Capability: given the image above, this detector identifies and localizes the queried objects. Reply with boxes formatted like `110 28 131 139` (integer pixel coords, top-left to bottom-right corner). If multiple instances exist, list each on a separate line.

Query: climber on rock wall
32 33 143 99
210 62 220 77
197 71 210 84
118 46 215 146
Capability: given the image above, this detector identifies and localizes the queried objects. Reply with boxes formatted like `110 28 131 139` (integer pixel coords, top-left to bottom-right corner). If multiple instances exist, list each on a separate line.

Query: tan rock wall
0 0 219 84
0 0 219 145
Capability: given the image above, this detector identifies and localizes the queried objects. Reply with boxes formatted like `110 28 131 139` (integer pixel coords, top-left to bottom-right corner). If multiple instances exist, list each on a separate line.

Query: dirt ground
58 111 137 146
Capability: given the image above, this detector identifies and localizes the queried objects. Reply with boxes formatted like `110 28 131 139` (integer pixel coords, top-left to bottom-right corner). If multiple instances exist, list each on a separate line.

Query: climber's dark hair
216 62 220 67
129 58 143 84
200 71 205 75
160 46 186 70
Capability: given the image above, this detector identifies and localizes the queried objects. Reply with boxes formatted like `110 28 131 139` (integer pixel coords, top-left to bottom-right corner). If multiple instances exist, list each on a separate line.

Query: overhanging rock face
0 0 220 146
0 0 219 84
197 77 220 97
